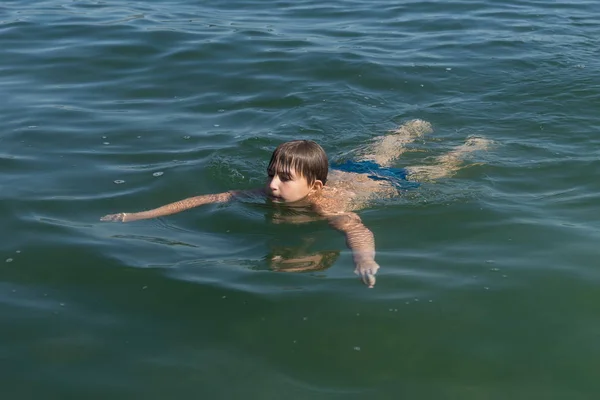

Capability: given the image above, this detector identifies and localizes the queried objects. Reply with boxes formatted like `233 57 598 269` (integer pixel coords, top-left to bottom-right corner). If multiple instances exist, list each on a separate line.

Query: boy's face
266 168 318 203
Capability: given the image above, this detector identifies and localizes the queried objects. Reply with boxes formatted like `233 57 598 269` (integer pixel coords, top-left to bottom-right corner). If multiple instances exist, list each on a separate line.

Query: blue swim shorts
331 160 419 190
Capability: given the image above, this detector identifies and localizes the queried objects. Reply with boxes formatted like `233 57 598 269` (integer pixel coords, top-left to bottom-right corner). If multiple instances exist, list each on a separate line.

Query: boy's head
266 140 328 202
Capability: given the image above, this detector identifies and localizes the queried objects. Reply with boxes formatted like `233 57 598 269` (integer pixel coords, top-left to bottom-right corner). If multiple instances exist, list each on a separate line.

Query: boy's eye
267 169 292 182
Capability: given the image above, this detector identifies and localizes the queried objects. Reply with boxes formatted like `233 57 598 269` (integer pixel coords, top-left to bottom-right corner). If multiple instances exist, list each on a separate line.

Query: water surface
1 0 600 398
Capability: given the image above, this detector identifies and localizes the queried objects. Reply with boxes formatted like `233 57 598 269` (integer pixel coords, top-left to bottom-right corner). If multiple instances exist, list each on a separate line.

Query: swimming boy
101 120 489 288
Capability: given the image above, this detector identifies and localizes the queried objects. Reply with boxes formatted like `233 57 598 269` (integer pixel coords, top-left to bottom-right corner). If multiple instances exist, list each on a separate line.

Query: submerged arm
324 212 379 288
101 189 262 222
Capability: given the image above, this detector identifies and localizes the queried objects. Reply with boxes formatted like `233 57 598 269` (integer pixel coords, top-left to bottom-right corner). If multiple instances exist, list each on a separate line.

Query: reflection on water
268 238 340 273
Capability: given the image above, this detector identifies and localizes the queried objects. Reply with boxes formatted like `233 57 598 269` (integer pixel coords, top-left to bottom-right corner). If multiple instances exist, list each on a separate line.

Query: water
2 0 599 398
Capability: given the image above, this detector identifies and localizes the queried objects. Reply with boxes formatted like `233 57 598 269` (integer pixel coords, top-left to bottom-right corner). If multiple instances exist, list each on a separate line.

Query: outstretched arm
324 212 379 288
101 189 262 222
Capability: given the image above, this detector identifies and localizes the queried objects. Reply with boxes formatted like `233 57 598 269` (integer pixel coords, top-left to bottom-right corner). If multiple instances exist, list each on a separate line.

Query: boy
101 120 489 288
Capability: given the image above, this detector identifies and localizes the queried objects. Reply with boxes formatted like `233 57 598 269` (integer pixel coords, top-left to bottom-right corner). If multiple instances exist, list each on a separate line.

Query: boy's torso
313 170 399 213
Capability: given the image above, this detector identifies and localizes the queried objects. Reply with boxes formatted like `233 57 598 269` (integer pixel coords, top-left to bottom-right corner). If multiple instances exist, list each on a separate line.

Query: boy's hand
100 213 127 222
354 258 379 288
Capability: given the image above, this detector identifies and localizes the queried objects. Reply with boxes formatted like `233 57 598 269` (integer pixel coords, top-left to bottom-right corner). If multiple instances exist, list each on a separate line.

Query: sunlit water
2 0 599 398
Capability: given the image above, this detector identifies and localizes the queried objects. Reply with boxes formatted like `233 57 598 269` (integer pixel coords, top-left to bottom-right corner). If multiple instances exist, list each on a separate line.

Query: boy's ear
311 180 324 191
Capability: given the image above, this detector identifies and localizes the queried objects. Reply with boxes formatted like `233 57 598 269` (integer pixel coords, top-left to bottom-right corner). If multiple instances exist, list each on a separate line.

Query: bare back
308 170 399 214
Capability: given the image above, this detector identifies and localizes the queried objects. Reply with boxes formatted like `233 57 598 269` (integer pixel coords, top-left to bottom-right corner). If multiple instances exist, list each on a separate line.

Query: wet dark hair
267 140 328 185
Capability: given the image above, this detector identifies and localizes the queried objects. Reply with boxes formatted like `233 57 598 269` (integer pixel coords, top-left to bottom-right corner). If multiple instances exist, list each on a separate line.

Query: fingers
363 272 376 288
355 265 378 288
100 213 125 222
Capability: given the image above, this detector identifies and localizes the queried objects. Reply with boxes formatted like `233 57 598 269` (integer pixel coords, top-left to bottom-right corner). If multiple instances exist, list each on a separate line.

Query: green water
2 0 599 398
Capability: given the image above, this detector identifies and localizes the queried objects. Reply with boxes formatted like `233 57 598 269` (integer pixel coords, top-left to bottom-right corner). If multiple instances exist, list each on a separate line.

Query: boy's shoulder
313 170 399 213
310 185 357 214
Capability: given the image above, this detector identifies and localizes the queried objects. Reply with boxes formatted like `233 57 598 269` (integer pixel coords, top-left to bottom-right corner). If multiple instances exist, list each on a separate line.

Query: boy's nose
269 176 279 191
